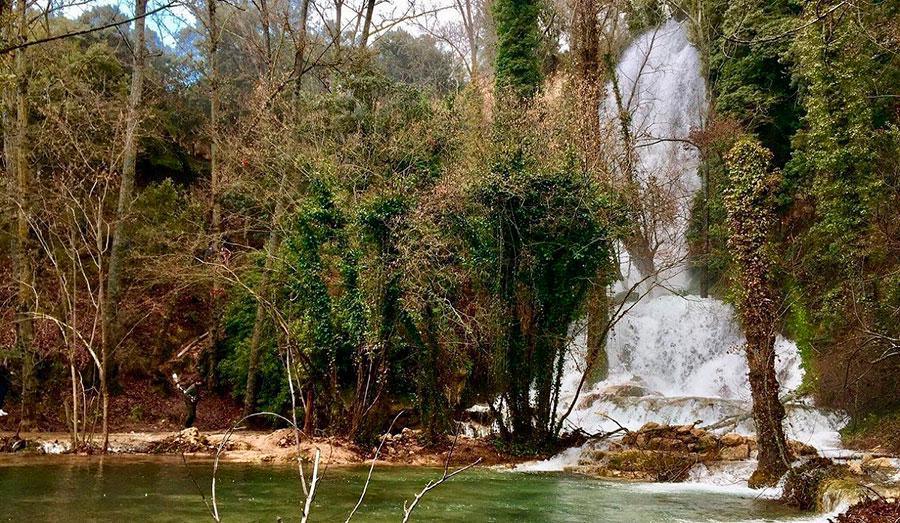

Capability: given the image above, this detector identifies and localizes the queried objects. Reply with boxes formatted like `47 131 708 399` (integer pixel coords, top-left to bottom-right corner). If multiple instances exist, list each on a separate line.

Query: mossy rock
603 449 697 482
818 478 869 513
781 457 851 510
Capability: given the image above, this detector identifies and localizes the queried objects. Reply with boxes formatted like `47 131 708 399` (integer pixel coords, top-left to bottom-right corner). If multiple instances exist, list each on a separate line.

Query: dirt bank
0 428 525 468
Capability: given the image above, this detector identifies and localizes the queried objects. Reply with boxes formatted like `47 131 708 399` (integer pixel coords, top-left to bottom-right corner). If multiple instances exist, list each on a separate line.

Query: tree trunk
99 366 109 451
359 0 376 48
724 138 791 488
746 330 790 487
206 0 222 389
572 0 609 385
585 285 608 384
332 0 343 54
259 0 272 69
104 0 148 392
464 0 478 83
291 0 311 96
69 361 79 448
243 100 295 415
11 0 34 430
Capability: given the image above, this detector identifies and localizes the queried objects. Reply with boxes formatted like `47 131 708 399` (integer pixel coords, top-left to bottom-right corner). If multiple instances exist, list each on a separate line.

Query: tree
101 0 149 451
723 137 791 487
4 0 36 430
493 0 541 97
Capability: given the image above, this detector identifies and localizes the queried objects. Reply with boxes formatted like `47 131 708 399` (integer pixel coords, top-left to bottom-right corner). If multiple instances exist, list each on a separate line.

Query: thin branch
0 0 180 55
345 410 405 522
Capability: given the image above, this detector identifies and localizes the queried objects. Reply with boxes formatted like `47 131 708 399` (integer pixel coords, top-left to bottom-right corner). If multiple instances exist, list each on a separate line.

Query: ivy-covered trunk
724 138 791 487
745 326 790 487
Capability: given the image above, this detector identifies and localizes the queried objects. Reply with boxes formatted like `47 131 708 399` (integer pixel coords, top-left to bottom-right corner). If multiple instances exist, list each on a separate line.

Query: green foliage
723 137 781 333
462 140 617 444
493 0 542 97
724 138 777 265
703 0 899 424
219 281 289 415
710 0 802 165
624 0 668 34
783 280 815 390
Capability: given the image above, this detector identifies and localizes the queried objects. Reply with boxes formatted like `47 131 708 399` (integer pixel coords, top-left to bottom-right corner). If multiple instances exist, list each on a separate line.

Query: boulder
781 457 850 510
720 433 745 447
719 444 751 461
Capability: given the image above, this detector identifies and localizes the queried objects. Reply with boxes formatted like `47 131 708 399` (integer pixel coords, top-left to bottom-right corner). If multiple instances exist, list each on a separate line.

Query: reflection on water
0 457 807 522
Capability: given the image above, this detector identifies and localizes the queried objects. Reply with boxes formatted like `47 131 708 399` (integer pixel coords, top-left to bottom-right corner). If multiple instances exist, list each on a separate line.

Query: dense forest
0 0 897 490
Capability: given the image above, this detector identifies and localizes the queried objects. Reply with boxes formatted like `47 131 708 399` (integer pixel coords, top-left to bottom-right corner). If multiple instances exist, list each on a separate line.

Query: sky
64 0 461 52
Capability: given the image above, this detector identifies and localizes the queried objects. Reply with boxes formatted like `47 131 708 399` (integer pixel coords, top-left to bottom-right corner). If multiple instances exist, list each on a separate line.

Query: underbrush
841 410 900 454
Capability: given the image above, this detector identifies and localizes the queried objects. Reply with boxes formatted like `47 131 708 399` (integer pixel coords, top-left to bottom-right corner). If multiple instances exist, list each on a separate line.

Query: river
0 456 815 522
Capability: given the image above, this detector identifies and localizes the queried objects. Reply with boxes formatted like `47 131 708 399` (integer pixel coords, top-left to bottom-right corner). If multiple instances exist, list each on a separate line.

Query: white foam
40 440 70 454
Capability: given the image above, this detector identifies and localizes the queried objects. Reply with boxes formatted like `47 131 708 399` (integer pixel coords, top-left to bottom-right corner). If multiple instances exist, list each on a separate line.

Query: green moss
783 280 816 391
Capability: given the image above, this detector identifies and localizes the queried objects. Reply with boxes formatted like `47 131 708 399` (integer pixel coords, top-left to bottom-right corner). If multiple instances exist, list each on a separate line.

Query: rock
148 427 213 454
697 434 718 451
788 440 819 457
781 457 849 510
862 457 897 472
601 384 655 398
720 433 745 447
647 437 687 452
719 444 750 461
860 457 900 481
577 392 603 410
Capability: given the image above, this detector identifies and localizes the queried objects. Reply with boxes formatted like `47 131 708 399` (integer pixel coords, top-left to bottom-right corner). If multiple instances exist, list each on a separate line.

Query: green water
0 457 809 522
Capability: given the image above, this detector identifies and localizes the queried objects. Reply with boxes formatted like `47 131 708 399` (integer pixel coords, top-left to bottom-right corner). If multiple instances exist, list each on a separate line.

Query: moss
818 478 869 514
783 280 816 391
604 450 696 482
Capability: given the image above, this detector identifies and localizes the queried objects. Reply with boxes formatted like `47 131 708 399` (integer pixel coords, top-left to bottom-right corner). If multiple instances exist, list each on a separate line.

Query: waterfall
520 21 847 475
608 19 705 295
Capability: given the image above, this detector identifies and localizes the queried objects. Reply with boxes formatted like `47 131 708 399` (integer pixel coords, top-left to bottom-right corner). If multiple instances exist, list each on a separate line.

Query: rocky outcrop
567 422 818 482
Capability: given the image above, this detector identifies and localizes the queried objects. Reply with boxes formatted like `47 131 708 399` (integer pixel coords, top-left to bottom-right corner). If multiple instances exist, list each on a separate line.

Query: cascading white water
520 21 847 476
608 19 705 295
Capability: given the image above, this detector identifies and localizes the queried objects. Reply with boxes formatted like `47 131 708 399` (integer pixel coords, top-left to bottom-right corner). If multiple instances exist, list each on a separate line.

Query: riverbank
0 428 528 467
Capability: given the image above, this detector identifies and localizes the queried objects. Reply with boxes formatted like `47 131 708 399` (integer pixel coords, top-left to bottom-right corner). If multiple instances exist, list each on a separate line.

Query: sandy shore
0 428 523 468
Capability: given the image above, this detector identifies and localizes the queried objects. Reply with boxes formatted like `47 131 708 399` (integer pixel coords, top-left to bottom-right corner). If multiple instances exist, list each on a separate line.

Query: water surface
0 457 809 522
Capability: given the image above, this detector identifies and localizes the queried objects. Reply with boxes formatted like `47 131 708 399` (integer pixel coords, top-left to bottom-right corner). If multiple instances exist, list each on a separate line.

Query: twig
300 449 321 523
401 459 482 522
345 410 405 522
401 432 481 522
181 452 215 520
